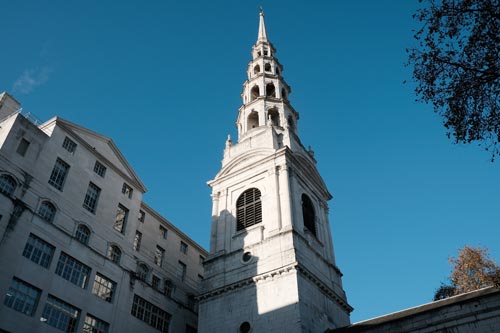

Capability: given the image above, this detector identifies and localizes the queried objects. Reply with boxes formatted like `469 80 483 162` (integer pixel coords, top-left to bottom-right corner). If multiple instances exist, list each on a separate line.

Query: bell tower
198 10 352 333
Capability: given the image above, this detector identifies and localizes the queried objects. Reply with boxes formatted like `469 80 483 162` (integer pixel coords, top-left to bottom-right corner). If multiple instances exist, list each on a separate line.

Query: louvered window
236 188 262 231
302 194 316 237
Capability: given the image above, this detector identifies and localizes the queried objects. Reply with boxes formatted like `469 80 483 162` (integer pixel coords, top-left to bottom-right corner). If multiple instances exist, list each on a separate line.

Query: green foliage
408 0 500 159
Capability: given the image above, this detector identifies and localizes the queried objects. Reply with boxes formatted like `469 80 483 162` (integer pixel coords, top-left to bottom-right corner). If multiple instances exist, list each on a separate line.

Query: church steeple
235 10 298 145
257 8 268 42
199 11 351 332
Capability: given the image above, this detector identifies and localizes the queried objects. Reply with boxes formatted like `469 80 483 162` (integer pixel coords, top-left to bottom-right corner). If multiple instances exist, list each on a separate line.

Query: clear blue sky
2 0 499 324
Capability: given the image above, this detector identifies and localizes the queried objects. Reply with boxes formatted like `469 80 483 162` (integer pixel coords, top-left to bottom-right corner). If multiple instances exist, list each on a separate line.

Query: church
0 9 499 333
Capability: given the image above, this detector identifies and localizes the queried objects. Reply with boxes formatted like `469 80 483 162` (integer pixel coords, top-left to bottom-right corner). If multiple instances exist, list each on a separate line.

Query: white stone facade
0 92 206 333
198 12 352 333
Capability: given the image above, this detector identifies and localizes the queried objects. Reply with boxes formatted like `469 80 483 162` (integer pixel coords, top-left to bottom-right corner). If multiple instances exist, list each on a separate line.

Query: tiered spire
234 10 299 141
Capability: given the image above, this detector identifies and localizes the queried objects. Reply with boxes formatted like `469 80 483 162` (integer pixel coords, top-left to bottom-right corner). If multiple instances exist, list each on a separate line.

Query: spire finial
257 7 268 42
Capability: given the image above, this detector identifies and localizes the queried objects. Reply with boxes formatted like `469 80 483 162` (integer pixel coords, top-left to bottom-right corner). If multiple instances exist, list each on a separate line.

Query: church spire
257 8 268 42
234 10 299 142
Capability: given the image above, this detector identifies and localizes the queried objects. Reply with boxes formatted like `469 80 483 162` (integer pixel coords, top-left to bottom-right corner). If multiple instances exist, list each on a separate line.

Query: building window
92 273 116 303
138 210 145 222
266 82 276 97
199 255 205 265
247 111 259 129
83 182 100 214
3 277 41 316
48 158 70 191
155 246 165 267
236 188 262 231
254 64 260 74
177 261 187 281
250 85 260 101
107 245 121 264
136 263 149 282
114 204 128 233
302 194 317 237
264 62 272 72
152 275 161 291
38 201 56 223
83 314 109 333
93 161 106 177
55 252 91 288
0 174 16 196
164 280 174 297
180 241 188 254
122 183 133 199
41 295 80 332
23 233 55 269
16 138 30 156
133 231 142 251
159 225 168 239
131 294 171 333
62 137 77 153
75 224 91 245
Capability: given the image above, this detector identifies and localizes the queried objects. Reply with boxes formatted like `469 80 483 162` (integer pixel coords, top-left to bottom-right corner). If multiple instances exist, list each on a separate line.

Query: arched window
75 224 90 245
0 174 16 196
236 188 262 231
107 245 121 264
302 194 316 237
250 85 260 101
264 63 271 72
267 109 280 126
287 115 295 131
247 112 259 130
137 263 149 281
38 201 56 223
281 88 287 100
276 67 280 75
253 64 260 75
266 83 276 98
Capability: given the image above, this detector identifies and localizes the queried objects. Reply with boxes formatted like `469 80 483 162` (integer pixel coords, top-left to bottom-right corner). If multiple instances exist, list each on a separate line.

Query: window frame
131 294 171 332
107 245 122 265
122 183 133 199
159 225 168 240
55 252 91 289
38 201 56 223
62 137 77 153
42 295 80 332
92 273 117 303
93 161 107 178
0 174 17 196
16 138 30 156
301 194 317 237
154 246 165 267
236 188 263 231
75 224 91 245
133 231 142 251
114 204 129 234
83 182 101 214
48 158 70 191
180 241 188 254
3 277 41 317
22 233 55 269
83 314 109 333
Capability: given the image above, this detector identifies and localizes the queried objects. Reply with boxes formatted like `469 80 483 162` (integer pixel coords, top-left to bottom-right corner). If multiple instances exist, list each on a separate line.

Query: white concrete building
198 11 352 333
0 91 207 333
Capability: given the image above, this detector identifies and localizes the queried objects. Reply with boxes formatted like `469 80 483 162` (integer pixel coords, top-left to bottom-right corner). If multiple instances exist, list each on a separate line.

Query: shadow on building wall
199 209 303 333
